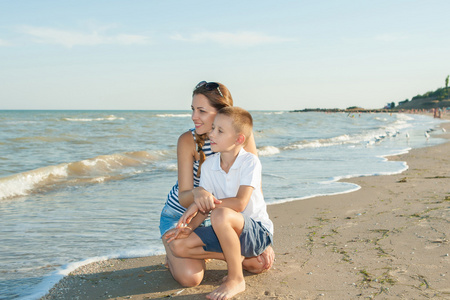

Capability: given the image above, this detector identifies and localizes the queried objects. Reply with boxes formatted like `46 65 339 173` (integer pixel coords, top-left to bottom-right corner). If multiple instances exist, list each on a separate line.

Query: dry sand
42 116 450 300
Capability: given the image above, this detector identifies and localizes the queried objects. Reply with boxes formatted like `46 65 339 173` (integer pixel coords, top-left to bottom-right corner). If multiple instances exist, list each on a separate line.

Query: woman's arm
243 131 258 155
176 131 217 209
176 131 197 208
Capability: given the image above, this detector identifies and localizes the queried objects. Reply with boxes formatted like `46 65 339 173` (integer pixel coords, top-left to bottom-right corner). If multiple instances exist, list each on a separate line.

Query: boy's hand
192 187 222 213
165 226 193 243
257 245 275 270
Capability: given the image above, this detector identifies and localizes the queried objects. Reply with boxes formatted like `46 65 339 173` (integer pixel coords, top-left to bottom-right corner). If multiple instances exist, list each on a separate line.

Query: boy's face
209 114 240 153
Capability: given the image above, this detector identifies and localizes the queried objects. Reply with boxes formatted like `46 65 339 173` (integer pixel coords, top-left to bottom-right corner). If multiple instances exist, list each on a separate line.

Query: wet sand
42 115 450 299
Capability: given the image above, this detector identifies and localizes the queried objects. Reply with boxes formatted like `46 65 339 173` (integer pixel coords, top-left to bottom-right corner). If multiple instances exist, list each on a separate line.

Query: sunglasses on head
195 81 224 98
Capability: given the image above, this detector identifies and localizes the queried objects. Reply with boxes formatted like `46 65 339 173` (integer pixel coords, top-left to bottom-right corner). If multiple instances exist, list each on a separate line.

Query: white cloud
19 26 151 48
171 31 295 47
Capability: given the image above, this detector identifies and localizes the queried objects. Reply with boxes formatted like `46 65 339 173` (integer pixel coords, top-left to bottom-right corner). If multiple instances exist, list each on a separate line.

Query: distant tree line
411 75 449 101
412 87 448 101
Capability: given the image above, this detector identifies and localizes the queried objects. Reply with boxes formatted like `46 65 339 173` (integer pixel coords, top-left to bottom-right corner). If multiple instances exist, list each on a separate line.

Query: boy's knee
210 207 232 224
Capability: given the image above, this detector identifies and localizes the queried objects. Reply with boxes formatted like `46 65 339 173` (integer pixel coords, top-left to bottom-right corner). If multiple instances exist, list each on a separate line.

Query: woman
159 81 274 287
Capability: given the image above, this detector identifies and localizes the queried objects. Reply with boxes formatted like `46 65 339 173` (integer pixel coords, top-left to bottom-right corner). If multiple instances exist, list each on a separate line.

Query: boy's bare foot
206 278 245 300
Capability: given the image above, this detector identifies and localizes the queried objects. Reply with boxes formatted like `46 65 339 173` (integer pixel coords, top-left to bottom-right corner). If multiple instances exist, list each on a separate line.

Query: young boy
166 107 273 299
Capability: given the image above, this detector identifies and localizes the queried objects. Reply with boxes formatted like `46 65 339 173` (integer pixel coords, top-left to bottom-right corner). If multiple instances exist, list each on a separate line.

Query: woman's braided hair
193 82 233 176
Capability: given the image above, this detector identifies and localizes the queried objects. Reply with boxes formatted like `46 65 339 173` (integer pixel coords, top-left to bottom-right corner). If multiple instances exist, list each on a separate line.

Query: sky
1 0 449 111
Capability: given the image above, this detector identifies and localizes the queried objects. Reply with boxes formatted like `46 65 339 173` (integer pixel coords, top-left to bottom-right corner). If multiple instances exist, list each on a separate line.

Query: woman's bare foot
206 278 245 300
164 255 169 269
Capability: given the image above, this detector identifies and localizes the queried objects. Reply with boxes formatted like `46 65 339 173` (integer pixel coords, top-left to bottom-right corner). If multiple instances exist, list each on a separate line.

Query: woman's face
191 93 218 135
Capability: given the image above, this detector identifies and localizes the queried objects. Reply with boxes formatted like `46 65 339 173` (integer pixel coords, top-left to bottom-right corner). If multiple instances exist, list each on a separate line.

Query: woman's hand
192 187 221 213
165 226 193 243
177 203 199 227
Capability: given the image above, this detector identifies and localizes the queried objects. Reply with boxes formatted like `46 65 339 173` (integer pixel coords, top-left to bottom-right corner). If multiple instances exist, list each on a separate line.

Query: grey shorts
194 213 273 257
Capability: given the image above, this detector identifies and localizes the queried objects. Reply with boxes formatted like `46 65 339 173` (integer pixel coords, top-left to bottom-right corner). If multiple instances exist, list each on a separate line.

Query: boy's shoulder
236 149 261 167
202 152 220 168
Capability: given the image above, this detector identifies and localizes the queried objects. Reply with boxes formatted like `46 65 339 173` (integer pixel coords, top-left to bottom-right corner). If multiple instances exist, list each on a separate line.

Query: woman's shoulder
178 129 195 147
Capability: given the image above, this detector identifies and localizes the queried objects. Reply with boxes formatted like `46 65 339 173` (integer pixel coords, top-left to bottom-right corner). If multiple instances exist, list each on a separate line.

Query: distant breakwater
291 108 392 113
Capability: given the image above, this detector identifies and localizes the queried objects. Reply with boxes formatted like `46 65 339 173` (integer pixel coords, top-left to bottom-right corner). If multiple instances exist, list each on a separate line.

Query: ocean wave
62 115 125 122
285 125 411 150
275 113 418 151
156 113 191 118
325 159 409 183
10 135 76 143
0 150 165 200
258 146 281 156
266 183 362 205
284 134 353 150
396 113 414 121
262 111 285 115
4 120 40 125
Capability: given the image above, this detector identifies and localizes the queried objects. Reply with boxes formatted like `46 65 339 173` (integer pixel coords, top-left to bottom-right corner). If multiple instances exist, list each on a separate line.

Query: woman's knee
166 253 205 287
174 270 203 287
168 239 188 258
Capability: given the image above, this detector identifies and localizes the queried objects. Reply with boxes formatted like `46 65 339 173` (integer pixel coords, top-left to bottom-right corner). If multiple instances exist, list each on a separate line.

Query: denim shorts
194 213 273 257
159 203 211 238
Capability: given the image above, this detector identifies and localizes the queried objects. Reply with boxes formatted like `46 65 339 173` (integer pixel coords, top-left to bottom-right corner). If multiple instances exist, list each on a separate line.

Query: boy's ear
236 133 246 145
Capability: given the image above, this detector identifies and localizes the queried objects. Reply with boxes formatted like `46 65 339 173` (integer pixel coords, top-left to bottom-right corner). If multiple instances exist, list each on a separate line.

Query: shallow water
0 110 447 299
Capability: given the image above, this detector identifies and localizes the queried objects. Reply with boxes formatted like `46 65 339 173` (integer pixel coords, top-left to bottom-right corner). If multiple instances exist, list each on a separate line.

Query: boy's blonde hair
217 106 253 145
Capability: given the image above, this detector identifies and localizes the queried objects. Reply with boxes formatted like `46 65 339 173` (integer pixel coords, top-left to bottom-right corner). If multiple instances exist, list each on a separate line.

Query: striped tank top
165 128 214 214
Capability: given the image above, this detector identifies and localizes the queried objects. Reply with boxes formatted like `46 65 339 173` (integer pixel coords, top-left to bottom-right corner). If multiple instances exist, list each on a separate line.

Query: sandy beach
42 115 449 300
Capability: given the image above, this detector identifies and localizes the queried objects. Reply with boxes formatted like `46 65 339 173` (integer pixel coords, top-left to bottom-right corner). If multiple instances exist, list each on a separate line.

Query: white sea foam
267 183 361 205
156 113 191 118
258 146 280 156
0 164 68 200
262 111 285 115
328 161 409 183
284 134 356 150
396 113 414 121
374 117 388 122
22 246 164 300
165 163 178 171
63 115 125 122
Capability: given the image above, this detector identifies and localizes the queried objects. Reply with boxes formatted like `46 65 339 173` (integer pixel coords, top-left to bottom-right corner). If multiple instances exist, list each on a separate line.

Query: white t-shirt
199 148 274 234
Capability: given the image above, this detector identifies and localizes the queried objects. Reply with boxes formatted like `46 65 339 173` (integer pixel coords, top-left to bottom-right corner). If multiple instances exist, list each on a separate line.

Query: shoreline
42 116 450 299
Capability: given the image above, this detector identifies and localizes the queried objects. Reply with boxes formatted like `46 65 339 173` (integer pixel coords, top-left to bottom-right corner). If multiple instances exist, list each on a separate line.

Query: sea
0 110 447 299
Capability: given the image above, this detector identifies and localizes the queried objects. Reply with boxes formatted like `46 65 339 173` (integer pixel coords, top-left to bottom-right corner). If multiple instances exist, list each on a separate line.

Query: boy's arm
196 157 222 213
213 154 261 212
186 210 208 229
214 185 253 212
